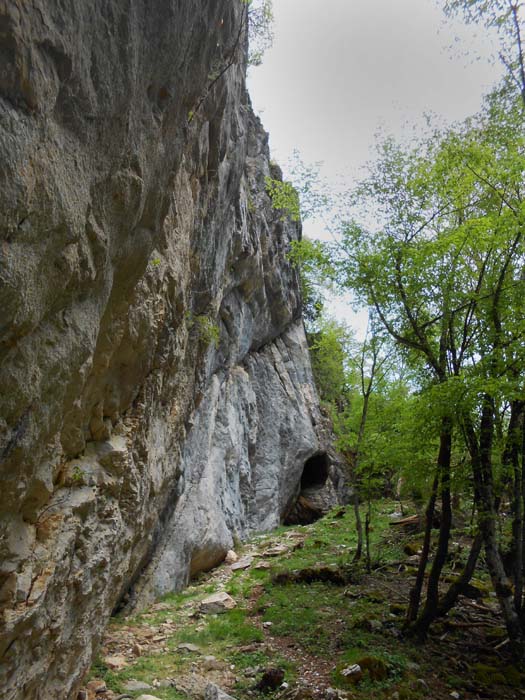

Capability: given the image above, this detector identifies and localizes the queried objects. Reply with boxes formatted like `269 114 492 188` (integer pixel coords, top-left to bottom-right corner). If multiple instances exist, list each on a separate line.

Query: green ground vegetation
89 501 525 700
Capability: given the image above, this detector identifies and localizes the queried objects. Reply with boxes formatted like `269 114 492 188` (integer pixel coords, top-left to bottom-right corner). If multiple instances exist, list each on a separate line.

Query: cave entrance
284 452 331 526
301 452 329 490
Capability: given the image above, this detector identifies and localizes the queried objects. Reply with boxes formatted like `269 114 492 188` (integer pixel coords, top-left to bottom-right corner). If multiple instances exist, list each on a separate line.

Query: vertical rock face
0 1 342 698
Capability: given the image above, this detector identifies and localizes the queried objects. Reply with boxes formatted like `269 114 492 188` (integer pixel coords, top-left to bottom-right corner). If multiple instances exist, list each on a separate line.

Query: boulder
200 592 236 615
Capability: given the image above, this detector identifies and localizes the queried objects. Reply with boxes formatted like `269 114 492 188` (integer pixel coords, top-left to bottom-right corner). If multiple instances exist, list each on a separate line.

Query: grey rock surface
0 1 342 698
205 683 237 700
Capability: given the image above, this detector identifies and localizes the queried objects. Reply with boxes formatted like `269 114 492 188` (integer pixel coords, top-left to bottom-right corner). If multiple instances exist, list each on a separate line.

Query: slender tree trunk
436 532 483 618
365 498 372 573
353 492 363 562
506 401 524 614
520 416 525 637
413 416 453 639
465 400 524 653
406 472 439 625
352 379 372 562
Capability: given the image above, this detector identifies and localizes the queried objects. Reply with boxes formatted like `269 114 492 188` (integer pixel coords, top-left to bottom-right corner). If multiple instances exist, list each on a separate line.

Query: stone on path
256 668 285 691
202 655 223 670
254 561 271 570
365 619 382 632
225 550 238 564
200 591 236 614
86 680 106 693
102 654 127 670
123 680 153 691
177 642 201 653
263 544 288 557
231 556 253 571
136 696 163 700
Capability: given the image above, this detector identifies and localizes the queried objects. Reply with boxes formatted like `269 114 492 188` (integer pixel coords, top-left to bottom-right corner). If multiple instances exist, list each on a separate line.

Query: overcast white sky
247 0 504 336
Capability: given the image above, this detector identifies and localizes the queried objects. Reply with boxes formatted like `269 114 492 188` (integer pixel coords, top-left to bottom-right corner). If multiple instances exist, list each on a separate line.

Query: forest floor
84 502 525 700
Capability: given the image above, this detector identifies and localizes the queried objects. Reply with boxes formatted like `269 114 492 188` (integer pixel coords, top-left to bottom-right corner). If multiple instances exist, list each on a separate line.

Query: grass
88 499 520 700
255 581 348 655
90 654 188 698
89 502 411 698
169 608 264 648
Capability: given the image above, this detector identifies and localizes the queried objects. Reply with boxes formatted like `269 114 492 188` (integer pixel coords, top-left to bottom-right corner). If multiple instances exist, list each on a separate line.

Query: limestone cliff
0 2 341 698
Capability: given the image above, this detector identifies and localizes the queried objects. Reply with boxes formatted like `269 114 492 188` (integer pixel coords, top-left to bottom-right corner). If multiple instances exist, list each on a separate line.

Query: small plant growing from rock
265 176 300 222
186 312 220 349
71 465 85 486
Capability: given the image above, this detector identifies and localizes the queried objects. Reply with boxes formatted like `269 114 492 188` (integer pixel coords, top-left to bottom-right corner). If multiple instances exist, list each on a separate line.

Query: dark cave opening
300 452 329 490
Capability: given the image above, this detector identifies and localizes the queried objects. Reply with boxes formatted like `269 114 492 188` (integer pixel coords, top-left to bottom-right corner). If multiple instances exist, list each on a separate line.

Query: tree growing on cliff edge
189 0 273 122
245 0 274 66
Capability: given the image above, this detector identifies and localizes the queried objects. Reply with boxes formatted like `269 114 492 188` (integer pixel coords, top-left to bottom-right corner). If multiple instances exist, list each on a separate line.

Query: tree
308 317 355 406
444 0 525 106
341 321 392 569
190 0 273 121
332 86 525 646
288 237 334 327
245 0 274 67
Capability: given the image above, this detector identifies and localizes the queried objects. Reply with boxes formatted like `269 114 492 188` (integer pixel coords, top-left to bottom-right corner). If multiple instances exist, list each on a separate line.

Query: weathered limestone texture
0 1 341 698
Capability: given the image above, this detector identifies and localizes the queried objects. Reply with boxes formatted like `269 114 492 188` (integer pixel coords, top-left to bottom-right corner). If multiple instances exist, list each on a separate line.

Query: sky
247 0 504 337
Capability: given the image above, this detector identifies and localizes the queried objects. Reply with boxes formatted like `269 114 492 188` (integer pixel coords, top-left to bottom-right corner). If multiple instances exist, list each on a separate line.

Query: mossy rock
473 663 506 685
390 603 405 616
471 578 492 595
333 663 363 688
502 665 524 687
366 590 388 603
398 689 420 700
403 542 420 556
357 656 389 681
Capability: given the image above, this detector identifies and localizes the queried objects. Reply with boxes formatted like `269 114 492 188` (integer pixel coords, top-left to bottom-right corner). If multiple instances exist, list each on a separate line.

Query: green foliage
312 87 525 584
288 237 333 325
294 85 525 511
265 176 301 221
286 149 331 220
308 318 355 405
266 152 330 225
335 379 434 497
335 88 525 394
186 313 220 349
444 0 525 104
244 0 274 67
71 465 85 486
